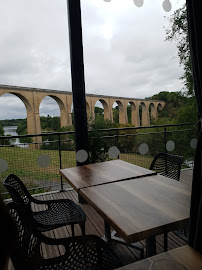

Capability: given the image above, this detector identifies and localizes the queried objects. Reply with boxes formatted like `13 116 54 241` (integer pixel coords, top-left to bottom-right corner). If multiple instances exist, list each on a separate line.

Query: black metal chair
7 202 122 270
4 174 86 236
149 152 183 181
149 153 189 249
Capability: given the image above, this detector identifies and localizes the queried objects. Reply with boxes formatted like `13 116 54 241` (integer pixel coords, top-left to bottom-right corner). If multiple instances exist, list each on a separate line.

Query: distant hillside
146 91 197 125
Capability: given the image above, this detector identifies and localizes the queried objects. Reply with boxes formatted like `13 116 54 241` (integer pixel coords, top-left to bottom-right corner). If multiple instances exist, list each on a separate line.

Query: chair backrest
149 152 183 181
7 202 40 270
4 174 32 213
7 202 122 270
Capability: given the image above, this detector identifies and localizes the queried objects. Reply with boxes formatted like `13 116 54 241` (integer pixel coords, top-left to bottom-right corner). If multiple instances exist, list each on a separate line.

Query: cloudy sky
0 0 185 120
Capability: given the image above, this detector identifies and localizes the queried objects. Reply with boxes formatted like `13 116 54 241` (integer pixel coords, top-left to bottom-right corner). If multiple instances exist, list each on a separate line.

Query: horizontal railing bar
99 128 195 139
0 123 195 139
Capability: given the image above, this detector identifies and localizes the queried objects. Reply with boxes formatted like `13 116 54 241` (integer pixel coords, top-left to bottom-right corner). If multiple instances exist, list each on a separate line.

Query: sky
0 0 185 120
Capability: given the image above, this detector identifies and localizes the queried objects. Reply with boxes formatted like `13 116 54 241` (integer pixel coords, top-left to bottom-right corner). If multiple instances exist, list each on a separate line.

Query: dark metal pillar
67 0 89 166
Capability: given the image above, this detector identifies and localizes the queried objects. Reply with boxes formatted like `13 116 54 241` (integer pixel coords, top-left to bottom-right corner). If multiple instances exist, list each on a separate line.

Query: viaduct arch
0 85 165 143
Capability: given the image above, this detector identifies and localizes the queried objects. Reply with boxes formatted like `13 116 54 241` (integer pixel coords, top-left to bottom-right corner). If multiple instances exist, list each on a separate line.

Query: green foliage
127 106 131 123
113 106 119 124
16 119 27 134
0 119 24 127
41 125 75 151
175 97 198 124
0 124 4 135
41 115 60 131
117 123 137 153
165 4 193 96
148 91 197 124
88 117 118 163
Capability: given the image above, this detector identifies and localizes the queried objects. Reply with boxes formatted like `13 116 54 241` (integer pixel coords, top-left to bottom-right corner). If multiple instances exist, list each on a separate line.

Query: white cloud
0 0 186 120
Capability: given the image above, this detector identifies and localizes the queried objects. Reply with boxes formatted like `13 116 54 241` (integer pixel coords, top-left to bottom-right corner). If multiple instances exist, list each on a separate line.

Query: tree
165 4 193 96
0 124 4 136
113 106 119 124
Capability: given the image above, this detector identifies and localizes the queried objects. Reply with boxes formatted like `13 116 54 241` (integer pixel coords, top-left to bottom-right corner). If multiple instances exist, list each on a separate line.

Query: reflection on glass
76 149 88 163
133 0 144 7
149 259 187 270
139 143 149 155
37 154 51 168
0 159 8 173
103 0 111 2
166 140 175 152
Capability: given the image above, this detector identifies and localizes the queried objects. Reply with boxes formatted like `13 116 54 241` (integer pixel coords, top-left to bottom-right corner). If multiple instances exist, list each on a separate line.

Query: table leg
103 220 112 244
78 193 88 204
146 236 156 257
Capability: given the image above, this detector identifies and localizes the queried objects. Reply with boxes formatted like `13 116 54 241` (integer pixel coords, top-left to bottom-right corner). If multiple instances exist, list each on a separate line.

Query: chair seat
173 226 189 242
3 174 86 236
33 199 85 231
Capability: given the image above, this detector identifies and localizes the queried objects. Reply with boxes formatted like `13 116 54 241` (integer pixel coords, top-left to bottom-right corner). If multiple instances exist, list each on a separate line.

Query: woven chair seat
8 202 122 270
173 226 189 242
4 174 86 236
33 199 85 231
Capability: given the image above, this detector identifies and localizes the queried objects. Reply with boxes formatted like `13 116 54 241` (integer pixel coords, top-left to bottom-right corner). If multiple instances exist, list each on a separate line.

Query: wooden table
117 245 202 270
60 160 156 192
79 174 190 244
60 161 191 257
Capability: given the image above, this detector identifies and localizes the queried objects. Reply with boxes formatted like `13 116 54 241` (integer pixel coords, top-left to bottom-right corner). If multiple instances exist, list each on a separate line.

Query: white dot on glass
0 159 8 173
76 150 88 163
133 0 144 7
162 0 172 12
190 138 198 150
108 146 120 159
139 143 149 155
37 154 51 168
166 141 175 152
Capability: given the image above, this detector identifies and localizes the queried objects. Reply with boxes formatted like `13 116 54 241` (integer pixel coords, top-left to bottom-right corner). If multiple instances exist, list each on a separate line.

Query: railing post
164 126 167 154
116 130 120 159
164 126 168 175
58 134 63 191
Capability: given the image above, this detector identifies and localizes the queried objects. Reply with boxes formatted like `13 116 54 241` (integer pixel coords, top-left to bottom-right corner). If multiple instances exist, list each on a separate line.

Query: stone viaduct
0 84 165 138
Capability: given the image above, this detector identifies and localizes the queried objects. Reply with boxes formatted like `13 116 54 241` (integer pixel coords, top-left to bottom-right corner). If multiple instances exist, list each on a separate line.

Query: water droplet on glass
37 154 51 168
76 150 88 163
108 146 120 159
0 159 8 173
166 141 175 152
139 143 149 155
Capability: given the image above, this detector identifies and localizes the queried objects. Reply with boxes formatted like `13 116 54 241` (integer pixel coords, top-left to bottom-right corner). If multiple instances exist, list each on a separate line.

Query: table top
79 174 191 243
60 160 156 192
117 245 202 270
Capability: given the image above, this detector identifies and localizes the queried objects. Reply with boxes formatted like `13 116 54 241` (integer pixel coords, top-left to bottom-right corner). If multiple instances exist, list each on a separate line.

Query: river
3 126 18 136
3 126 26 147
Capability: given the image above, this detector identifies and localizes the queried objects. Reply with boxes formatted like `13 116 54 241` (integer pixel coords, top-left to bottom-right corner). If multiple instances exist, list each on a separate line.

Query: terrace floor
8 168 193 269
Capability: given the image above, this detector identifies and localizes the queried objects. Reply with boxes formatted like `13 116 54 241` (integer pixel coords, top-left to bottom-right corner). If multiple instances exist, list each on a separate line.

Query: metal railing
0 123 197 198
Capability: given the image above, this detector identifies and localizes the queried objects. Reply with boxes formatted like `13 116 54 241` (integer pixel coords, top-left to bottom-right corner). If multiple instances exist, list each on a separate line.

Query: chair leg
164 232 168 252
80 222 86 235
71 224 75 237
